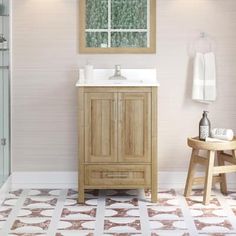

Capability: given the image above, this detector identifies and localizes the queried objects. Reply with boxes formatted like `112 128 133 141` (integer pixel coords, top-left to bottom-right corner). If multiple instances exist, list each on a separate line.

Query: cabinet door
118 92 151 163
85 92 117 163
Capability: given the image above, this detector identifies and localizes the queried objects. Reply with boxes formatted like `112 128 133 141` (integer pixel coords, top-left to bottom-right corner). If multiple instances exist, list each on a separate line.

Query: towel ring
189 32 215 56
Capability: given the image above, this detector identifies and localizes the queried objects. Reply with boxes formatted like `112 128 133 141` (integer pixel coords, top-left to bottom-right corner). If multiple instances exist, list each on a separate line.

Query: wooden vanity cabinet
78 87 157 202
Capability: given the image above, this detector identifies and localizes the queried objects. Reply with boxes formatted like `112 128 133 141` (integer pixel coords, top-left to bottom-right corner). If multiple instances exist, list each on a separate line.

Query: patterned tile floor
0 188 236 235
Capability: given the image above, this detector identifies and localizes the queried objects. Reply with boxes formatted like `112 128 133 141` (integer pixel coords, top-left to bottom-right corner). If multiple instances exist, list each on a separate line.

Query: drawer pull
104 173 129 178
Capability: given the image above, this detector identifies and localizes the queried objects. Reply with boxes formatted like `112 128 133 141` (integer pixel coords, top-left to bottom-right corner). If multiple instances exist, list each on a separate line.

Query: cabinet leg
184 149 198 197
151 189 157 203
78 188 85 203
151 169 157 203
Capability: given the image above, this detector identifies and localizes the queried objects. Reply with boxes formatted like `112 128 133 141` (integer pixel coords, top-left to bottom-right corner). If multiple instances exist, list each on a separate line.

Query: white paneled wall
12 0 78 171
12 0 236 172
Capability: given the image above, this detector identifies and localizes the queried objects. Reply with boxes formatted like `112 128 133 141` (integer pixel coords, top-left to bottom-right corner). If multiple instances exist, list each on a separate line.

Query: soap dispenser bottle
84 62 93 81
199 111 211 141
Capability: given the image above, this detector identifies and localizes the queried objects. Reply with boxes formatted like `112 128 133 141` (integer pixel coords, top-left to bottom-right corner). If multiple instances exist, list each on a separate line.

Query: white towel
192 52 216 103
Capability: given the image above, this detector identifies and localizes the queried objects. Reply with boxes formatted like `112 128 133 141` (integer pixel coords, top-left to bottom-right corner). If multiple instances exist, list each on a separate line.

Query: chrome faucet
109 65 127 80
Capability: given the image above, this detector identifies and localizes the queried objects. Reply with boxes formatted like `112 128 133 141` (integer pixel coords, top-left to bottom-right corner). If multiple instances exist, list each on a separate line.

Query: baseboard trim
10 171 78 188
8 171 236 189
0 176 13 205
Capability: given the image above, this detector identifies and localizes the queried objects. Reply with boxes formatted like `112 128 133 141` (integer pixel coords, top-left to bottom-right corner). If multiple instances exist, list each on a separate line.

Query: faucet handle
115 65 121 75
109 64 126 80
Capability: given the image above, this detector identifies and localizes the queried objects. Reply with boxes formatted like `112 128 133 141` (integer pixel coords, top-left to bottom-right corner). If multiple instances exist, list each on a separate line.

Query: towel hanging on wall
191 32 216 103
192 52 216 103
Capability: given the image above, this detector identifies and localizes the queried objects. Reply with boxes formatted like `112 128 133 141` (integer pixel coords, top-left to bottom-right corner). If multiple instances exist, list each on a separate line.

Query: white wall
12 0 236 172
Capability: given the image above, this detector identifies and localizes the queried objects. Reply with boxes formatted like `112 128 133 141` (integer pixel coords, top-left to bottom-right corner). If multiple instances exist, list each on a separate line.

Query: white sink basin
110 79 144 84
82 79 144 84
76 69 159 87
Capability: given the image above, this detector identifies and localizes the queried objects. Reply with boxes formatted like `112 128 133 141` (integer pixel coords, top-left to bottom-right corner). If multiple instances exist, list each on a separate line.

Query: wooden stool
184 137 236 205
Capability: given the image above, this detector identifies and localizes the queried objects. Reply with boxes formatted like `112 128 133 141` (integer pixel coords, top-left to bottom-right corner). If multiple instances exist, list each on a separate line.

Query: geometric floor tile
0 188 236 235
194 217 233 233
11 218 51 233
0 220 7 230
57 219 96 230
105 208 140 217
0 206 12 219
104 218 141 232
61 206 96 220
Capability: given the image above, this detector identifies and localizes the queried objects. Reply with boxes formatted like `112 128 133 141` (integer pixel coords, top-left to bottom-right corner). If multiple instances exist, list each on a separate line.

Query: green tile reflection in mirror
0 3 4 15
86 32 108 48
111 0 147 29
80 0 156 53
111 32 147 48
86 0 108 29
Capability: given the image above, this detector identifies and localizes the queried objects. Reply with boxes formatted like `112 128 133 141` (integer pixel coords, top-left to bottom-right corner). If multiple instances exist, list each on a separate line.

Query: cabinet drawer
85 165 151 187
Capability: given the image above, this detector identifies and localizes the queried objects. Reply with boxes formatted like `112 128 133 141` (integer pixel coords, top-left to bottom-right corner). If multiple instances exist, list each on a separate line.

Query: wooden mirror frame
79 0 156 54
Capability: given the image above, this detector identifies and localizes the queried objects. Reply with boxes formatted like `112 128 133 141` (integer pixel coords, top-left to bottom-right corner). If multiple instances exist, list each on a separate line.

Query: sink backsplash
79 68 157 82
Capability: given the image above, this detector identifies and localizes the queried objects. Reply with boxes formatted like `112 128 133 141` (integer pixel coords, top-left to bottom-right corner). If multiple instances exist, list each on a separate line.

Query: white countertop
76 69 160 87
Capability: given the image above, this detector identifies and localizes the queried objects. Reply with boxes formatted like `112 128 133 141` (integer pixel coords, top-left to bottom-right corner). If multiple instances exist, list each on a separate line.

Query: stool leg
217 151 227 195
233 150 236 159
184 149 198 197
203 150 215 205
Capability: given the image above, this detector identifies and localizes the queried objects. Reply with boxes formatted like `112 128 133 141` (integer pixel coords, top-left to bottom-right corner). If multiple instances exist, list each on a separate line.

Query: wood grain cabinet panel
118 92 151 163
84 92 117 163
85 165 151 187
78 87 158 203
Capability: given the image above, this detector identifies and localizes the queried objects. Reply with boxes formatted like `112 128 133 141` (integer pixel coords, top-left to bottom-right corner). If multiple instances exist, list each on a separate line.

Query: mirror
79 0 156 54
